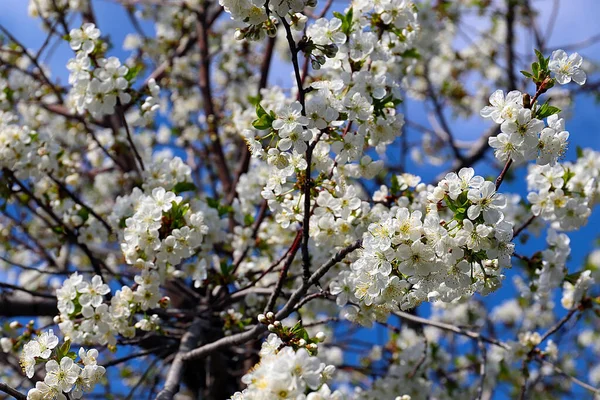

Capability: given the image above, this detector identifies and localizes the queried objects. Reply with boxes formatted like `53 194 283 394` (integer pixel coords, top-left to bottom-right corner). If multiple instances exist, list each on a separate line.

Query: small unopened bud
0 337 12 353
273 321 281 328
307 343 318 351
298 339 307 347
268 324 276 332
9 321 21 329
315 332 326 342
159 296 170 308
322 44 338 58
257 314 267 324
65 174 79 186
266 312 274 320
523 93 531 109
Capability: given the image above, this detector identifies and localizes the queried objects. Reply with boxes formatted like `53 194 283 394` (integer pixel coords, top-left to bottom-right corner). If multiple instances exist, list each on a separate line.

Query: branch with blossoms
2 0 600 399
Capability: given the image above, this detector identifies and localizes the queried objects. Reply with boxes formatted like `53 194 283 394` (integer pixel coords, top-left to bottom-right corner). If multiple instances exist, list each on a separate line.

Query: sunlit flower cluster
335 168 514 326
231 334 341 400
66 23 131 117
0 111 59 179
526 149 600 231
19 330 104 400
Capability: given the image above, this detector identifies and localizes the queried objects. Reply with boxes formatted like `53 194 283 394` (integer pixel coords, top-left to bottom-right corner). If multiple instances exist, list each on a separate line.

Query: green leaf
531 62 539 78
390 175 400 195
58 340 71 359
565 270 583 284
256 103 268 118
220 262 233 276
535 49 544 65
248 95 261 106
444 195 458 213
536 101 561 119
252 104 274 130
400 48 420 59
217 204 234 217
206 197 219 209
244 214 255 226
124 64 143 82
542 56 550 71
206 197 233 217
520 70 532 78
252 115 273 130
77 208 90 223
173 181 197 194
334 8 354 36
563 168 575 186
576 146 584 159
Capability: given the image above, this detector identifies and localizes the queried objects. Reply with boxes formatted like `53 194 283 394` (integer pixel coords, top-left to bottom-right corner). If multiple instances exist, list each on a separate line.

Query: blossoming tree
1 0 600 399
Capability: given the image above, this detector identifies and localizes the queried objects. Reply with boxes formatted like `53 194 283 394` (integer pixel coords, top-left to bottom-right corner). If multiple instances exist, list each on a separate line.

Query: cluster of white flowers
483 91 567 166
526 149 600 231
56 273 120 346
534 229 571 300
0 111 59 179
19 329 104 400
4 0 599 398
141 78 161 122
561 270 594 310
220 0 315 40
483 50 586 167
56 269 175 347
118 188 208 277
230 333 341 399
142 155 192 191
335 168 514 326
242 1 417 238
66 23 131 118
309 185 366 248
349 328 431 399
27 0 83 19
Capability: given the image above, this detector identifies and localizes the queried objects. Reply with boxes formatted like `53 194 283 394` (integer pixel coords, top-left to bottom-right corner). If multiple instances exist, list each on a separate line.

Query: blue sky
2 0 600 398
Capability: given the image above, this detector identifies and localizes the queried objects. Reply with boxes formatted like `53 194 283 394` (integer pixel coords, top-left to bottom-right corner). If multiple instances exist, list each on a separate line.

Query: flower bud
0 337 12 353
234 29 245 41
159 296 171 308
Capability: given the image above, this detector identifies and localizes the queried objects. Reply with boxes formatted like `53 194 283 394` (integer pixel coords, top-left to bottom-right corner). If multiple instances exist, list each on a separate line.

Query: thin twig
117 100 145 172
0 382 26 400
495 158 513 190
182 240 361 361
395 310 509 350
476 339 487 400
